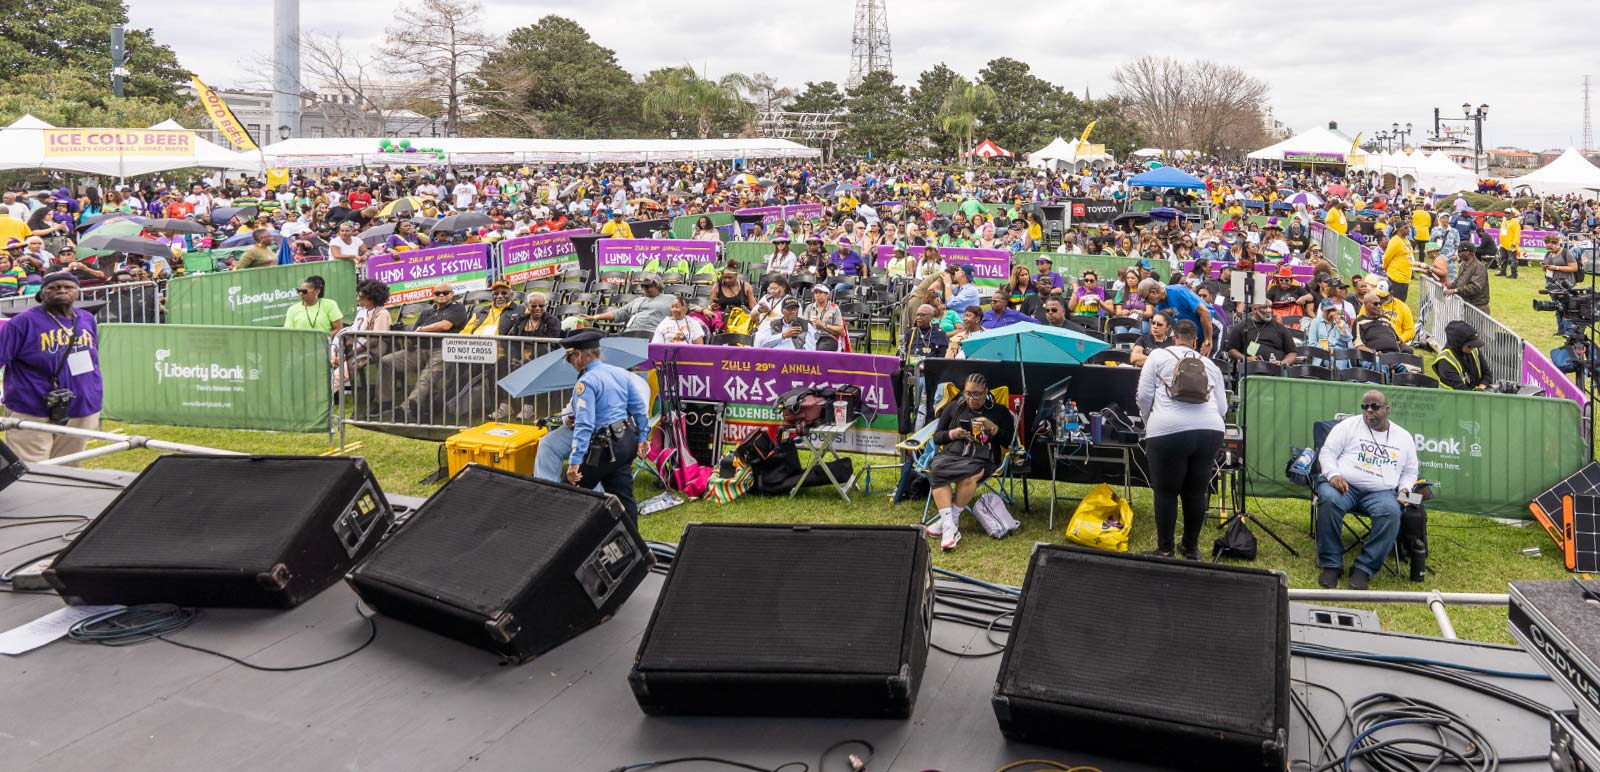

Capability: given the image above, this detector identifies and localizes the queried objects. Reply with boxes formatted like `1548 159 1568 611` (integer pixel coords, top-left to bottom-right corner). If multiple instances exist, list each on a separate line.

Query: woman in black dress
924 373 1015 551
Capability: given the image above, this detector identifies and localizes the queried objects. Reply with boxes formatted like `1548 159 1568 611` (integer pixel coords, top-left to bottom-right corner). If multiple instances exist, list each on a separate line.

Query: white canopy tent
1416 151 1475 193
0 114 258 177
1025 136 1113 170
1247 126 1355 163
257 136 821 169
1506 148 1600 198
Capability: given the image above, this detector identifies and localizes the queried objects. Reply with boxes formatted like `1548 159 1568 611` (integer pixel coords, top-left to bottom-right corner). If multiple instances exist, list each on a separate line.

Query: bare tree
296 31 418 137
748 73 796 113
1183 61 1270 157
1112 56 1272 156
1111 56 1188 153
382 0 496 137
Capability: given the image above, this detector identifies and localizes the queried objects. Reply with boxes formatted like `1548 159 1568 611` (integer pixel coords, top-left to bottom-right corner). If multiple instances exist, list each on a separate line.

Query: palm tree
642 65 756 139
938 83 998 164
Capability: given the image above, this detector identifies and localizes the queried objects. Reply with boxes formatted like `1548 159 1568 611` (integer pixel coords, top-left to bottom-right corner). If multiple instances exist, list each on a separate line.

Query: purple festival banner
874 245 1010 283
1484 227 1559 255
594 238 718 271
498 228 591 284
786 203 826 223
1522 342 1590 407
650 343 899 414
366 242 491 306
1180 259 1316 281
735 206 785 226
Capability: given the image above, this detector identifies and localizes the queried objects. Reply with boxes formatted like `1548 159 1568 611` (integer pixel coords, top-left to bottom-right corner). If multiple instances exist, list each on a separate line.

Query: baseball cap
489 280 512 291
636 272 662 287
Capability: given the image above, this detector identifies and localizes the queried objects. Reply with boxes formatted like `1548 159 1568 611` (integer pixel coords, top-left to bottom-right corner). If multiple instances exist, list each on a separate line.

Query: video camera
1533 285 1598 326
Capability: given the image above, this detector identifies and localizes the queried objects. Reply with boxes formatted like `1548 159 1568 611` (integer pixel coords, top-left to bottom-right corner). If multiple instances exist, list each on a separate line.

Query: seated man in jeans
1314 390 1420 590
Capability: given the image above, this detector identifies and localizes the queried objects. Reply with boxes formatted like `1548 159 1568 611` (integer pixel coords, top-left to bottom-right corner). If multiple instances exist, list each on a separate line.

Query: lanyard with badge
45 312 86 424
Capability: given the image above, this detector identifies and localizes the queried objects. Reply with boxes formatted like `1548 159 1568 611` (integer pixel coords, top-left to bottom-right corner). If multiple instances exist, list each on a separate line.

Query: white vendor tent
258 136 821 168
1506 148 1600 198
0 114 258 177
1026 136 1113 170
1247 126 1354 163
1416 151 1475 193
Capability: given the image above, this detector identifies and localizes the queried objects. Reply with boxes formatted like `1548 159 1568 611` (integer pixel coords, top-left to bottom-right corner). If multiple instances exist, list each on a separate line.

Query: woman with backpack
1135 319 1229 560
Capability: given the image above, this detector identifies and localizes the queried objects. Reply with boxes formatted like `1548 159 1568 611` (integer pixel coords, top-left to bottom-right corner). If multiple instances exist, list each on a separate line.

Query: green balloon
399 139 412 149
379 139 392 150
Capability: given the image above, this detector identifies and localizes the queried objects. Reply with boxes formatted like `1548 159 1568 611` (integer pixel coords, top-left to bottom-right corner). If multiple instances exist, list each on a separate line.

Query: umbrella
1324 183 1349 197
377 196 428 218
142 218 207 234
1142 160 1164 169
431 212 492 232
725 173 758 188
361 222 398 245
1111 212 1151 227
757 178 777 187
1149 207 1181 221
1284 191 1323 207
496 336 651 398
210 206 258 223
818 181 839 197
221 231 280 247
959 322 1111 398
79 213 146 229
82 235 174 259
835 182 861 193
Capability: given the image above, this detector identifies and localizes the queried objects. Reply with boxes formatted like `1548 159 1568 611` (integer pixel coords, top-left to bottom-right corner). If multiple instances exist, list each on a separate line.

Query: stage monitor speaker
46 456 391 608
0 439 25 494
348 465 650 662
629 523 932 718
993 545 1289 771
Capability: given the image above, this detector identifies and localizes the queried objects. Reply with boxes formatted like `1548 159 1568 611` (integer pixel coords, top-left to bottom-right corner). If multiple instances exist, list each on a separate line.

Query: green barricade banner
166 260 357 327
100 324 331 433
670 212 735 240
1241 376 1586 519
1019 253 1144 282
723 241 836 271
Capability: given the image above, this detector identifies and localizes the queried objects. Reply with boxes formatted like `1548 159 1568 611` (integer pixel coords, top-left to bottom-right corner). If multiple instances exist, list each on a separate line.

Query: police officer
561 329 649 520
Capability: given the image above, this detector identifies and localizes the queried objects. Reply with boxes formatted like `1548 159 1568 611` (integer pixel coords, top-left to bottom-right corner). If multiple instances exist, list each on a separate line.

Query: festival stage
0 466 1573 771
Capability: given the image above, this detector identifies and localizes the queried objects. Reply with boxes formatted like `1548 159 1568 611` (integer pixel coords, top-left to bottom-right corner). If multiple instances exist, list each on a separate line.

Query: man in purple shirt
0 272 102 463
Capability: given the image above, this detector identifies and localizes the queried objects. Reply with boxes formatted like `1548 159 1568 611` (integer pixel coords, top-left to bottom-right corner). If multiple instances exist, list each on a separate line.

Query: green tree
1080 97 1144 158
908 64 967 159
465 15 639 137
787 81 844 115
938 83 997 164
640 65 754 139
841 70 908 159
975 57 1087 154
0 71 203 128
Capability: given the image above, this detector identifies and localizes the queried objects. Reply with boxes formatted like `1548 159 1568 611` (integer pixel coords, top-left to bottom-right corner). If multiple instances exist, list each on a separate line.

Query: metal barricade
1418 278 1525 381
82 280 164 324
333 328 568 444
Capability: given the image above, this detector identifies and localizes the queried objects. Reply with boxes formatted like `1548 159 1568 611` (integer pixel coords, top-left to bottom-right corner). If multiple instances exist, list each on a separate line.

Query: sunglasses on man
1361 402 1388 412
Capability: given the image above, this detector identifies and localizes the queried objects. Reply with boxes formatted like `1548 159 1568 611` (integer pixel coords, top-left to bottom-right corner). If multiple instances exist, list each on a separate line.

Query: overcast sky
128 0 1595 152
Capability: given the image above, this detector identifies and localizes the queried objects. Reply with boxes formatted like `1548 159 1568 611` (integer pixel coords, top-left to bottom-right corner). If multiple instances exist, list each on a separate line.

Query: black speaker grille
360 470 592 616
57 457 353 572
1004 550 1280 736
638 527 915 674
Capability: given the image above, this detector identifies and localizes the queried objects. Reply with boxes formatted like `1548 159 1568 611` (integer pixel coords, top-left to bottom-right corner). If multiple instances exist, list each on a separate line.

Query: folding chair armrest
897 422 938 453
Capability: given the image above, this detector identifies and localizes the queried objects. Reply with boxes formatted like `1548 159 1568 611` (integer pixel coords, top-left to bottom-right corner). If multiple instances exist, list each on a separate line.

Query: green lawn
35 269 1586 644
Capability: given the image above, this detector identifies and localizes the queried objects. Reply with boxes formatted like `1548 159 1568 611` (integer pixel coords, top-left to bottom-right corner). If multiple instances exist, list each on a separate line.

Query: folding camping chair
896 382 1028 525
1304 418 1404 577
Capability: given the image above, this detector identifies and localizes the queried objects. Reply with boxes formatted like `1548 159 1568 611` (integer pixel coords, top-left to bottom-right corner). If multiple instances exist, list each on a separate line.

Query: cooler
445 422 548 479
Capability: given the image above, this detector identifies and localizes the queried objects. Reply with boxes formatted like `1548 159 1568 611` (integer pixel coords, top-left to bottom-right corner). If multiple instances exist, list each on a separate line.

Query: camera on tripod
1532 285 1598 325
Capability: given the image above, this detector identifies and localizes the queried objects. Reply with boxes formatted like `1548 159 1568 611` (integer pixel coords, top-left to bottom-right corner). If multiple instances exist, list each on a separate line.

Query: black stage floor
0 467 1574 772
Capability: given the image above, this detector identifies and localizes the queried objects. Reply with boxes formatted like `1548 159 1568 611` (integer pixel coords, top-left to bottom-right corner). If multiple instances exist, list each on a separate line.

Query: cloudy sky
129 0 1594 152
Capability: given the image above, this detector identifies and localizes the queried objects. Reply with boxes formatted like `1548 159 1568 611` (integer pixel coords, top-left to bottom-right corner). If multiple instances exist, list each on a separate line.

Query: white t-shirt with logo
1318 415 1419 493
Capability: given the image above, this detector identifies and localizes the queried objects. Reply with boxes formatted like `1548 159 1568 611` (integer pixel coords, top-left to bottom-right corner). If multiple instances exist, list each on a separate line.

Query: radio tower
1584 75 1594 153
848 0 892 88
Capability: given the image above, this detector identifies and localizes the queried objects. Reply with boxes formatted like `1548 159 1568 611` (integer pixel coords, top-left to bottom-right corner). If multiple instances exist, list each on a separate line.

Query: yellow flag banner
1078 120 1098 144
1349 131 1364 155
191 76 259 151
266 168 289 187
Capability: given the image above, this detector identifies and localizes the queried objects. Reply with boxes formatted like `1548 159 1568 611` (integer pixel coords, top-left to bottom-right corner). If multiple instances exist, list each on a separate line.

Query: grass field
43 269 1587 644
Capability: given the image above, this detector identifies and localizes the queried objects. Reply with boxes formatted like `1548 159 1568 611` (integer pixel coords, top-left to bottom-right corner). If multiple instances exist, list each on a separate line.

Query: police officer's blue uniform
563 330 649 520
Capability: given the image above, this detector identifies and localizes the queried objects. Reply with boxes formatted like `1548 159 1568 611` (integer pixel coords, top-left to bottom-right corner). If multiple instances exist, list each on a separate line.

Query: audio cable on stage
67 601 379 672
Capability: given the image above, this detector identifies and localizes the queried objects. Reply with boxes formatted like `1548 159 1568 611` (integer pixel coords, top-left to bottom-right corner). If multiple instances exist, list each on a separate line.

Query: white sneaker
925 517 943 537
940 510 961 551
491 404 510 421
517 404 537 421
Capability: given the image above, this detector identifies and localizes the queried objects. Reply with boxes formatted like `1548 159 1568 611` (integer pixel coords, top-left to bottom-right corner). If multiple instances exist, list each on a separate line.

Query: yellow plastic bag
1064 483 1133 552
725 306 752 335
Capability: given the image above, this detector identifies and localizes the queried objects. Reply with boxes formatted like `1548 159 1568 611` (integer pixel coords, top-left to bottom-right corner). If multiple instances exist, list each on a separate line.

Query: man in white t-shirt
453 180 476 210
1314 389 1420 590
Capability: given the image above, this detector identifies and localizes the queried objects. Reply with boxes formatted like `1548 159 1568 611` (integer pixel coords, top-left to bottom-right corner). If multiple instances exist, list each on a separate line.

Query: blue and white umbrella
496 335 651 398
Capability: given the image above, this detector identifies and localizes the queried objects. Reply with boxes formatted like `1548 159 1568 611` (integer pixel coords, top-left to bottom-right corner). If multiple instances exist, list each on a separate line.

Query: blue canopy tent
1127 166 1206 190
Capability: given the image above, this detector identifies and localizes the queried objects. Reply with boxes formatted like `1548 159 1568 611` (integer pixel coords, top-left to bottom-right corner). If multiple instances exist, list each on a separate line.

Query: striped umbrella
1284 191 1323 207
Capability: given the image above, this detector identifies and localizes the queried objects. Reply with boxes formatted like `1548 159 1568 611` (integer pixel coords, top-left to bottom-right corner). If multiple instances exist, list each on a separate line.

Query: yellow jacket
1325 207 1348 235
1499 218 1521 251
1382 234 1413 285
1380 296 1416 342
1411 208 1431 241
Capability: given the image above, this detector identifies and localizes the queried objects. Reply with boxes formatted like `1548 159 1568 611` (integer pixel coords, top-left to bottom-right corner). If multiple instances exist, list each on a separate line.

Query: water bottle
1288 446 1315 484
1053 401 1070 444
1066 401 1082 433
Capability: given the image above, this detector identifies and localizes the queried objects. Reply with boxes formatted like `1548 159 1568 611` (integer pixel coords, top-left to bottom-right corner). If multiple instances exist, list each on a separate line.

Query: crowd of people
1 152 1584 588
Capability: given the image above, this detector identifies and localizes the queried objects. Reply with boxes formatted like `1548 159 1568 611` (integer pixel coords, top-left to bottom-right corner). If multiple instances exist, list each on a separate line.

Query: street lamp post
1434 103 1488 175
277 124 291 141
